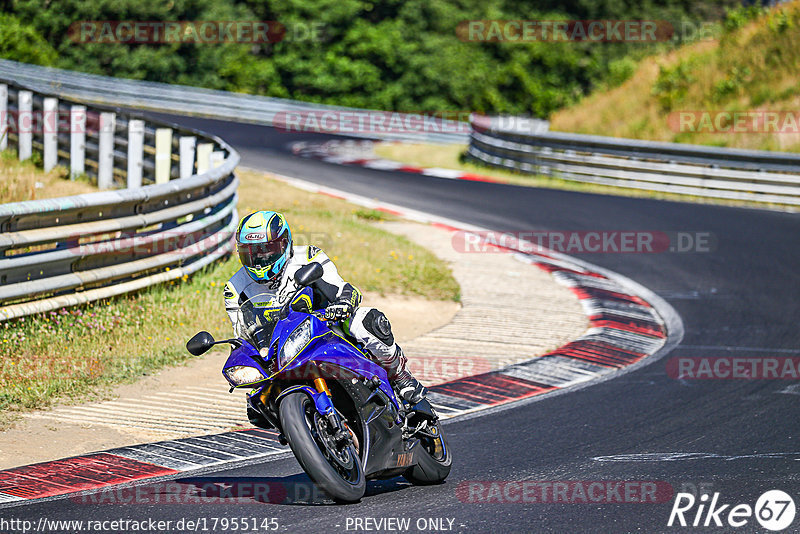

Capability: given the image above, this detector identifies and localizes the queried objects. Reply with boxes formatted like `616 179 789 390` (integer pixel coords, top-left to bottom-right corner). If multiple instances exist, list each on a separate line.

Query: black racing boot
371 344 429 405
390 347 428 404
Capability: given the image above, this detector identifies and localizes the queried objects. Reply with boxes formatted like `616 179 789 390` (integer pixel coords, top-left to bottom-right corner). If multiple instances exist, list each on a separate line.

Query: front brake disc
313 412 354 470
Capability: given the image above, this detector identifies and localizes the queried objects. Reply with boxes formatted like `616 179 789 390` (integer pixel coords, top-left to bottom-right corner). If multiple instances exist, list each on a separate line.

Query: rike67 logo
668 490 796 531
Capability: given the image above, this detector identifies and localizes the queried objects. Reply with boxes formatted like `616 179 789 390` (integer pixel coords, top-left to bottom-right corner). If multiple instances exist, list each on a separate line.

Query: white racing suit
223 245 418 394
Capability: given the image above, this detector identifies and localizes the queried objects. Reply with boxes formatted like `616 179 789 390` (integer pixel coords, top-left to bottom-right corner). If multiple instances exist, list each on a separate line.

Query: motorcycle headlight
224 365 266 386
279 318 313 368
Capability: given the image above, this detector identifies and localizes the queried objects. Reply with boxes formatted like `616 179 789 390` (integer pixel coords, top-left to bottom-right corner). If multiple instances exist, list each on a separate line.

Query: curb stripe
292 141 502 185
0 454 178 500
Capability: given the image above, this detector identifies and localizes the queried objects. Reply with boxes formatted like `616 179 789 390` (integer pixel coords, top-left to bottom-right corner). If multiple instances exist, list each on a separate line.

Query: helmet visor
238 234 290 269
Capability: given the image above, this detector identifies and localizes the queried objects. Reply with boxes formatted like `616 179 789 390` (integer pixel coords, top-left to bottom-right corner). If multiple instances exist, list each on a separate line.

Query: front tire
279 392 365 502
403 422 452 485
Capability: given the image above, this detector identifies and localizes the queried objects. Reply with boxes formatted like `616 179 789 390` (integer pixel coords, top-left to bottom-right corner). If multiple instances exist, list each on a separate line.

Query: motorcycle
186 262 451 502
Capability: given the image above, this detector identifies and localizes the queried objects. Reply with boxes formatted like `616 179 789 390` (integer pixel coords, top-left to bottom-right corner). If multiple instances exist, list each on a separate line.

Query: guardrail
0 59 468 145
0 80 239 321
467 114 800 206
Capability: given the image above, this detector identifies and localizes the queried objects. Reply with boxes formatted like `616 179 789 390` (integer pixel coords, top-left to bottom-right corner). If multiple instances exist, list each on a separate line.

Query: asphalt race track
9 114 800 533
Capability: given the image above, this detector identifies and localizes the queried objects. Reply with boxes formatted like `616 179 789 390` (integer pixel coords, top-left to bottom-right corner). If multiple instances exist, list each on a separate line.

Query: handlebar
312 311 330 322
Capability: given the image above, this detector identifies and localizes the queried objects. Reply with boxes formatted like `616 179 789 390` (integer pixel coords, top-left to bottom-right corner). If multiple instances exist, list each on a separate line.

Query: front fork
313 377 331 396
312 377 353 446
266 375 352 448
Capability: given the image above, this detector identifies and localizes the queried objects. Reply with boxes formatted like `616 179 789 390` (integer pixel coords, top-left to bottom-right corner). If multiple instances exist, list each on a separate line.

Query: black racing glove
324 300 354 321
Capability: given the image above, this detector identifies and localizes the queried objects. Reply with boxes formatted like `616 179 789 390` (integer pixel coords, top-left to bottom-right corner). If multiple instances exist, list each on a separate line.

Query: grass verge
0 150 97 203
373 142 797 211
0 167 459 426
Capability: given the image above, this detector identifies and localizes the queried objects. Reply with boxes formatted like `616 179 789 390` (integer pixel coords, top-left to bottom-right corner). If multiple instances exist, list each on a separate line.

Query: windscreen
238 291 284 348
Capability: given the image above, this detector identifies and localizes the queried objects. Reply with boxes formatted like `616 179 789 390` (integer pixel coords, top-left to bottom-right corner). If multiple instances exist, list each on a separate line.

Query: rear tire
279 392 365 502
403 423 452 485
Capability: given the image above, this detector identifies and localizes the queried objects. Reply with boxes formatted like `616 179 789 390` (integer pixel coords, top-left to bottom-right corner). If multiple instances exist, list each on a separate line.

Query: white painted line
362 159 405 170
420 167 464 179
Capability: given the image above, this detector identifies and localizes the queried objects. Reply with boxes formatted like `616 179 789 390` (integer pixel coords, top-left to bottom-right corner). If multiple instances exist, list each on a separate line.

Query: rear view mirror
186 331 215 356
295 262 323 287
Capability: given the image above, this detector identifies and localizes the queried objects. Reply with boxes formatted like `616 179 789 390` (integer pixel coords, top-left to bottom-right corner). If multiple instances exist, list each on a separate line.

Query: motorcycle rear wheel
279 392 365 502
403 422 452 485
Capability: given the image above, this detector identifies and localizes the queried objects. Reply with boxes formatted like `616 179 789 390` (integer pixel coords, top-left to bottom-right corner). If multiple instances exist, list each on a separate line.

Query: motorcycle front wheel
279 392 365 503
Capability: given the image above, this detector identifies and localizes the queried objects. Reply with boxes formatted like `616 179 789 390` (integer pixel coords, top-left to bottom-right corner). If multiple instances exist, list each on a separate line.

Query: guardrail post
43 97 58 171
211 151 224 169
154 128 172 184
0 84 7 151
127 119 145 188
97 111 115 189
179 136 196 178
70 105 86 179
18 90 32 161
196 142 213 174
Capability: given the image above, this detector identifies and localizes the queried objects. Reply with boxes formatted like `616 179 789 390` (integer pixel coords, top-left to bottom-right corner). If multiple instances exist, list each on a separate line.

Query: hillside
551 2 800 153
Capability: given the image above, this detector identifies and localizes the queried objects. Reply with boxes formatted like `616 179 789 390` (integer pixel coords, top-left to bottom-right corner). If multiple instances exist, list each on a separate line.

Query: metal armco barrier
0 59 468 144
467 114 800 206
0 80 239 321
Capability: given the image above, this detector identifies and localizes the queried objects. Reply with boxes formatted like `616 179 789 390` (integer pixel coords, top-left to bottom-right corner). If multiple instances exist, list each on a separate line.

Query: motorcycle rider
223 210 428 416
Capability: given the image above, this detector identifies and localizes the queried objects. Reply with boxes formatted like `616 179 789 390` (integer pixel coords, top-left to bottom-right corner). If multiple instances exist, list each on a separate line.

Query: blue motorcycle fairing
274 313 400 410
222 298 401 410
275 385 334 416
267 286 316 347
221 339 269 388
220 293 311 388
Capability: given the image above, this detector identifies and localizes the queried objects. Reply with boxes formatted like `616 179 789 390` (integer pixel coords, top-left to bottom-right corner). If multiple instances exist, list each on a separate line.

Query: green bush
652 60 697 111
0 13 57 66
723 5 767 33
712 66 751 102
606 57 637 89
767 8 794 34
